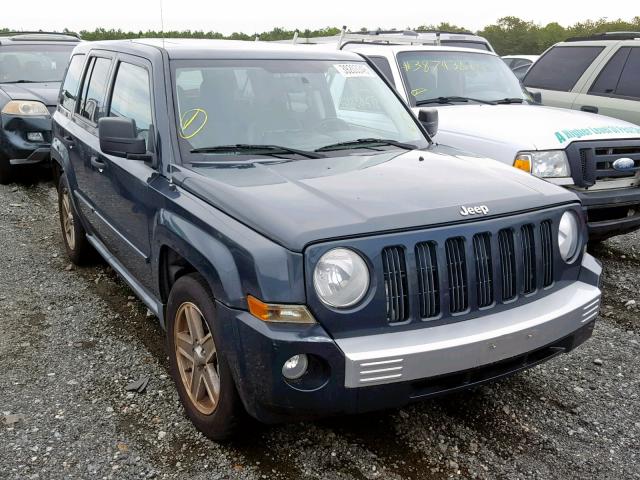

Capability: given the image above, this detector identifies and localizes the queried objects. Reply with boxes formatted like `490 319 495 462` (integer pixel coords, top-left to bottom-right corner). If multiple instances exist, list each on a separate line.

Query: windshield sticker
334 63 375 78
179 108 208 140
554 125 640 143
411 88 428 97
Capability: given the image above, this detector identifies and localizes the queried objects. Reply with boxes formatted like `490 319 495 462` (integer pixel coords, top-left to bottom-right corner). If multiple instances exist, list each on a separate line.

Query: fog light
27 132 44 142
282 354 308 380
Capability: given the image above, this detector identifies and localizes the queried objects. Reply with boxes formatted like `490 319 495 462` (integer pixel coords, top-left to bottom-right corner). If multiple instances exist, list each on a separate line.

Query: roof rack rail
415 29 475 35
1 31 82 41
566 31 640 42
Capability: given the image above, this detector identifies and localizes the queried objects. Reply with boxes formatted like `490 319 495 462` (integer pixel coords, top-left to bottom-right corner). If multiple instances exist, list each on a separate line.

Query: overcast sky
1 0 636 34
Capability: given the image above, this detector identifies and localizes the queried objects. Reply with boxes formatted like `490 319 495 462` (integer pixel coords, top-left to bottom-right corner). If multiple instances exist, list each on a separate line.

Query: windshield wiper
415 96 496 106
315 138 417 152
494 97 525 104
190 144 324 159
4 79 58 84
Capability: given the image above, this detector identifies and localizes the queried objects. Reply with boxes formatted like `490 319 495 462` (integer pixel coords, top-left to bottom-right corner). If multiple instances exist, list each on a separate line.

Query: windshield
172 59 428 160
0 45 75 83
397 51 530 105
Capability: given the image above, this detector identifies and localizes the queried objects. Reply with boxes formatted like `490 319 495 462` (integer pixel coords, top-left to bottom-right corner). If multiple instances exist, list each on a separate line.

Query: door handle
90 156 107 173
580 105 599 114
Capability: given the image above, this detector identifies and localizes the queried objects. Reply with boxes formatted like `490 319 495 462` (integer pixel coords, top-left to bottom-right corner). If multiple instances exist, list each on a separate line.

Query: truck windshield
0 45 75 83
397 51 530 106
172 59 429 159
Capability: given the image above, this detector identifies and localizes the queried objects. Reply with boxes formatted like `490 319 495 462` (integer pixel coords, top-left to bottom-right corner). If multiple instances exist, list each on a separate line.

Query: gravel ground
1 175 639 480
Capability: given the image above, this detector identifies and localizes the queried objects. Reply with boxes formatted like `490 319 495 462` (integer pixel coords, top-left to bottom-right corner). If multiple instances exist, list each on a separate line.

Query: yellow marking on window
179 108 208 139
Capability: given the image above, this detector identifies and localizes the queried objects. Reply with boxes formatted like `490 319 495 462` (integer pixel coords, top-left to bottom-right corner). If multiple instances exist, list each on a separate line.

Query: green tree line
2 17 640 54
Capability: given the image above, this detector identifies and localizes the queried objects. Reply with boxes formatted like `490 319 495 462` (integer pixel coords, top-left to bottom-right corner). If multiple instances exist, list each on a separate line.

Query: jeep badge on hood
460 205 490 216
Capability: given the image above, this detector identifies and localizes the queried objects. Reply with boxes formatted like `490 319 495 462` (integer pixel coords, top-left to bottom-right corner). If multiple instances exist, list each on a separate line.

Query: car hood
416 104 640 150
0 82 61 107
179 146 578 252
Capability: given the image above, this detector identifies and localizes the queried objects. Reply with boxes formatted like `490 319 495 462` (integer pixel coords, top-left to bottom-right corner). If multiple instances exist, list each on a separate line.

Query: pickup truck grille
567 140 640 187
384 219 555 323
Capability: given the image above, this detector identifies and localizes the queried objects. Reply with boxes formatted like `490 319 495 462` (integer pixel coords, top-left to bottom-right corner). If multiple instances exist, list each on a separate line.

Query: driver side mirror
98 117 147 158
418 108 439 138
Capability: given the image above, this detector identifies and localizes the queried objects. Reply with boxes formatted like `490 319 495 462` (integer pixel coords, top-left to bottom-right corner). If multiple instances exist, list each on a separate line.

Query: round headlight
558 211 580 262
313 248 369 308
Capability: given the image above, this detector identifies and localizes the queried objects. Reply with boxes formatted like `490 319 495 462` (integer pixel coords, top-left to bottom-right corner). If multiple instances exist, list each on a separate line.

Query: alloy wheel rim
61 188 75 250
174 302 220 415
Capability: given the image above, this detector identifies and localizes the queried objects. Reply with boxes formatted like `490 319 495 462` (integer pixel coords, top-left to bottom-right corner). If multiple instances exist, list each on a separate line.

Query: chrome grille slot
540 220 554 287
498 229 517 301
382 246 409 323
445 237 468 313
521 224 536 294
416 241 440 318
473 233 493 307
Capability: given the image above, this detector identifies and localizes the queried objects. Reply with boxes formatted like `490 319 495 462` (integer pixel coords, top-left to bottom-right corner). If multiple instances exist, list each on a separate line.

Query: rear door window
616 47 640 100
59 54 85 111
589 47 630 95
524 46 604 91
77 56 112 123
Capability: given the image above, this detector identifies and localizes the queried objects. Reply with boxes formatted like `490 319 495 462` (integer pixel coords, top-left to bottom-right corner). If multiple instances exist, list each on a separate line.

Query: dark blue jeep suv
52 39 602 440
0 32 79 183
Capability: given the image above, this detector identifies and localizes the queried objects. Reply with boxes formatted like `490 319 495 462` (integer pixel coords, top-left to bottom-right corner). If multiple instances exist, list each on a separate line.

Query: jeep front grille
445 237 468 313
416 241 440 318
383 219 556 323
382 246 409 323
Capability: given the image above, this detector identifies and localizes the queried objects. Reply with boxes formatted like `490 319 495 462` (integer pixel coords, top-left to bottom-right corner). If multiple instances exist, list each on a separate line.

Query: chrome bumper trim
337 280 600 388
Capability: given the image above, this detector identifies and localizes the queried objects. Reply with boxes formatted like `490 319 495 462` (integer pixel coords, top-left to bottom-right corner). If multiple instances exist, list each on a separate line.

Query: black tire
58 173 93 264
166 273 245 440
0 153 12 185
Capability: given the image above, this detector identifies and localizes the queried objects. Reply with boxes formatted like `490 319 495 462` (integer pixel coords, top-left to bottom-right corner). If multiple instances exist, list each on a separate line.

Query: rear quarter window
524 46 604 91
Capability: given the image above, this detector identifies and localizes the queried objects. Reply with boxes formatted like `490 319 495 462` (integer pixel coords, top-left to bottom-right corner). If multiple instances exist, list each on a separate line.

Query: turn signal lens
513 155 532 173
1 100 49 116
247 295 316 324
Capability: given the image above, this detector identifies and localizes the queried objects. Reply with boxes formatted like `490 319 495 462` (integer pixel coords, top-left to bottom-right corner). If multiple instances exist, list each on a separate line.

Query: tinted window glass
59 54 85 111
616 47 640 99
79 57 111 123
589 47 630 95
441 40 490 51
368 56 395 86
524 46 604 91
0 44 74 83
109 62 153 141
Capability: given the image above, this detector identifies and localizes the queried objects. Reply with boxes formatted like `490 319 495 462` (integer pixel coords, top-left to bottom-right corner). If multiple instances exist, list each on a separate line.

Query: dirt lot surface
1 175 639 480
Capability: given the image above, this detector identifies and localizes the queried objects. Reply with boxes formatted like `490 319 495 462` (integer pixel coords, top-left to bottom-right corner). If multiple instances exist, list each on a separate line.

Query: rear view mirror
98 117 146 158
418 108 439 138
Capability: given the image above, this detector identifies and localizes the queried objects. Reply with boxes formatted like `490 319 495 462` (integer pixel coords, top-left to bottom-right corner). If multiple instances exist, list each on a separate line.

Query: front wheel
166 273 245 440
0 153 12 185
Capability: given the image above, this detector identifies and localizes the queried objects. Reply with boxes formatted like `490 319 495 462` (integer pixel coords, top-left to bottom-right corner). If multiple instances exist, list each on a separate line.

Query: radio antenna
159 0 165 47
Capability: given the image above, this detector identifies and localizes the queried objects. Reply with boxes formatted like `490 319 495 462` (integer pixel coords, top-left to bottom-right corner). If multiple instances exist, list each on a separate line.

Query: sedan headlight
514 151 570 178
1 100 49 116
558 211 580 262
313 248 369 308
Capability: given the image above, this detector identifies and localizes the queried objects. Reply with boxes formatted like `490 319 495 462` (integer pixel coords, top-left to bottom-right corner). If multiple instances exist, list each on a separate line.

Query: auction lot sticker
334 63 375 77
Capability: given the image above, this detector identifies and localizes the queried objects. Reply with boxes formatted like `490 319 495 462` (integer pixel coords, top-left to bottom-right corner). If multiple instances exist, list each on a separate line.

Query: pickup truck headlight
1 100 50 116
313 248 369 308
514 151 570 178
558 211 580 262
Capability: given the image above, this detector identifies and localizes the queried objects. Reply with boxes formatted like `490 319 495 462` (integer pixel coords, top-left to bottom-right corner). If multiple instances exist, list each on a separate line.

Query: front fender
154 207 306 310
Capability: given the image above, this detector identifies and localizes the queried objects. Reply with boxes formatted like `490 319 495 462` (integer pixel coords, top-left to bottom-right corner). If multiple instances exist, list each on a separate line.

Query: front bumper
223 254 601 423
574 187 640 240
0 113 52 164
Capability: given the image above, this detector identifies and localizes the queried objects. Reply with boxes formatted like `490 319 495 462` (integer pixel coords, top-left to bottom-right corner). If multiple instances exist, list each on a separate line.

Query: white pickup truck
328 40 640 240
